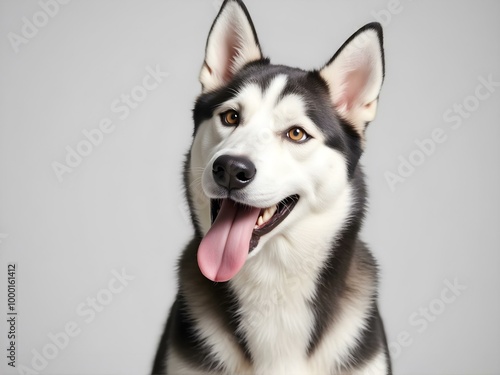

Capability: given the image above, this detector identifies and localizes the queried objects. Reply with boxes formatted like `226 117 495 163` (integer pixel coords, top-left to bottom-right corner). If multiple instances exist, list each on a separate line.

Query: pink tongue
197 199 261 282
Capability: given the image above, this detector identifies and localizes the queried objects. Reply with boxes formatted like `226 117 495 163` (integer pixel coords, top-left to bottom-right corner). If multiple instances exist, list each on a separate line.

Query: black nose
212 155 256 190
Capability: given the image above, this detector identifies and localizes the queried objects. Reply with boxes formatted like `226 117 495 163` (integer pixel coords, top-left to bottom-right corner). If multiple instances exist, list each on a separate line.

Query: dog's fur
153 1 391 373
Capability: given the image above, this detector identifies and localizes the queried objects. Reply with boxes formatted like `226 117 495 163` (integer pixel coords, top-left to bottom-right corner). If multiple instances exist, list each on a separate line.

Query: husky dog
153 0 390 373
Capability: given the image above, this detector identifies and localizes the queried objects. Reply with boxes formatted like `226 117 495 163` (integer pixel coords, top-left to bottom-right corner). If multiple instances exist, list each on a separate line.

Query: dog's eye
220 110 240 126
286 127 309 143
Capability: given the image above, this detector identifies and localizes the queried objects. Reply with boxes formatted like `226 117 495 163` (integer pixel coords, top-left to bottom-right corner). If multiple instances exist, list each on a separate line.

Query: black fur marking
152 238 253 374
193 59 269 134
152 296 221 374
306 167 368 356
281 70 363 176
355 304 392 374
344 304 390 372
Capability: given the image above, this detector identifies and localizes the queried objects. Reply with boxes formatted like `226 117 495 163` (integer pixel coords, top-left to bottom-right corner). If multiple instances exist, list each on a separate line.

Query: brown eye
286 127 309 142
220 110 240 126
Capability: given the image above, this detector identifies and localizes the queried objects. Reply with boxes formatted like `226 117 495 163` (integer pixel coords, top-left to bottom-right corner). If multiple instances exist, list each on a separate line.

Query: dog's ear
319 23 384 140
199 0 262 92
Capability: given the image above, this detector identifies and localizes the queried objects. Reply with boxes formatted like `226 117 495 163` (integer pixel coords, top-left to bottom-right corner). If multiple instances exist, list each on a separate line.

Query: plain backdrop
1 1 499 374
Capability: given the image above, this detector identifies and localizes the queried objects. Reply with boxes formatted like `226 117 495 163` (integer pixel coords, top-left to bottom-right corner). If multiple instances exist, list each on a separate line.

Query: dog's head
187 0 384 282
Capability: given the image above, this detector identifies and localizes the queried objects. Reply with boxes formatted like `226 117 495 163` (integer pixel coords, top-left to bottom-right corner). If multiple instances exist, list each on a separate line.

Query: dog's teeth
268 206 278 219
255 205 279 228
262 211 270 223
260 205 278 225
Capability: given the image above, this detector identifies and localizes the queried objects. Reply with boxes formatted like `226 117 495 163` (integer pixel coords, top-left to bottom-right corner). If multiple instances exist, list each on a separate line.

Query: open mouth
210 194 299 246
198 195 299 282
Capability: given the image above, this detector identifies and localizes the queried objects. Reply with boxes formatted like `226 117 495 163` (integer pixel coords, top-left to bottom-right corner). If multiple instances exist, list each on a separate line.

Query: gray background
1 0 499 374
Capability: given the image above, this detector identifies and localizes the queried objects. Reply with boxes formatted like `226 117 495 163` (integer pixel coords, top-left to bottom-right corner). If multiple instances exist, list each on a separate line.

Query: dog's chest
235 287 313 373
229 249 322 374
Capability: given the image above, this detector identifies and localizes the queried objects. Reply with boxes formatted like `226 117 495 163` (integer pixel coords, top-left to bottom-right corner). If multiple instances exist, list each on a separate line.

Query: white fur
186 75 384 374
167 348 211 375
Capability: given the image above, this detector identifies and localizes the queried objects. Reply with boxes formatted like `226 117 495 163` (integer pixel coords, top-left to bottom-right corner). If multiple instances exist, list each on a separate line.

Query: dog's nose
212 155 256 190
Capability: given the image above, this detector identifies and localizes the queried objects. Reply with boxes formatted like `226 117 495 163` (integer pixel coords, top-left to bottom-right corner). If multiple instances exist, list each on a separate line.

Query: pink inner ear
339 68 370 111
222 32 240 83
